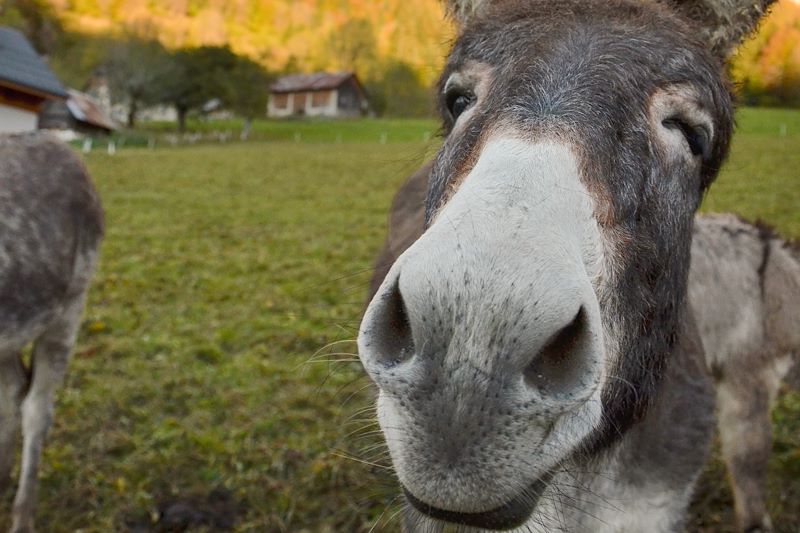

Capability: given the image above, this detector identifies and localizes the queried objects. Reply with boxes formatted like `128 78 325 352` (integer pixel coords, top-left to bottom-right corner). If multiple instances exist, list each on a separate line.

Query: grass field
109 118 441 147
1 111 798 532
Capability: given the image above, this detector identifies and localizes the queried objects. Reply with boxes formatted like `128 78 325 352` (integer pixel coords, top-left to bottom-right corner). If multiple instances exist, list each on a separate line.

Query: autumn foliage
2 0 799 116
731 0 800 106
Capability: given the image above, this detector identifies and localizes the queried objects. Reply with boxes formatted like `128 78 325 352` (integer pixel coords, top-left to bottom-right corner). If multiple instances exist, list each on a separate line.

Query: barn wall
0 103 37 133
337 79 366 117
137 105 177 122
292 91 308 114
38 99 72 130
268 93 294 118
267 78 368 119
305 90 337 117
268 91 339 118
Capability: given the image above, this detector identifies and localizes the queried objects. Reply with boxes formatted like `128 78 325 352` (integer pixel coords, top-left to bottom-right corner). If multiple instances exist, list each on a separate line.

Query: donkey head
359 0 773 529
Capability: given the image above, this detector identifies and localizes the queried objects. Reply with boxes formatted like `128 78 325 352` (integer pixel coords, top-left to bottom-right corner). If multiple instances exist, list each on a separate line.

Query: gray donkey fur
690 213 799 532
444 0 774 56
357 1 780 530
368 168 797 532
0 133 103 533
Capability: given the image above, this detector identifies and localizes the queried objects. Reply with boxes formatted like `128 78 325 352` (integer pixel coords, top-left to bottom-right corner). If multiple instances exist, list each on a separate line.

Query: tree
366 60 433 118
758 25 800 106
323 18 378 77
0 0 62 54
104 36 171 128
731 1 800 107
227 57 272 139
158 46 274 133
160 45 241 132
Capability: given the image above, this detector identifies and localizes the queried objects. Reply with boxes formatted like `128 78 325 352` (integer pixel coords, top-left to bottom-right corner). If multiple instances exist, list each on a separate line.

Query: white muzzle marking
359 136 606 515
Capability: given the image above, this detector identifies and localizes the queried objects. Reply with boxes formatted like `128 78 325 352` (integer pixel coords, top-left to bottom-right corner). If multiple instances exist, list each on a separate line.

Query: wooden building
0 27 67 134
268 72 368 118
39 89 117 137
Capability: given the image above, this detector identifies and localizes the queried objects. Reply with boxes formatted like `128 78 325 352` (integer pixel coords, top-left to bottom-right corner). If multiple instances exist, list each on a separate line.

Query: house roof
65 89 116 131
0 26 67 99
270 72 357 94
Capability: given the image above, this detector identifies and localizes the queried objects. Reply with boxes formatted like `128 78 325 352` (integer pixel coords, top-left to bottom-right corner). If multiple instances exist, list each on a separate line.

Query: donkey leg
10 300 84 533
716 376 773 533
0 352 27 495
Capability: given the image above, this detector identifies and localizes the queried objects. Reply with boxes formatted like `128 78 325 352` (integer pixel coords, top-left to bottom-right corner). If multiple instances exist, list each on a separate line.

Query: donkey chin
360 139 608 530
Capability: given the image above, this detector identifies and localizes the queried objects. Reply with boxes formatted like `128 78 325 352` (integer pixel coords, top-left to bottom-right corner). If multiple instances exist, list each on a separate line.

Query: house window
311 91 329 108
273 93 289 109
293 92 307 112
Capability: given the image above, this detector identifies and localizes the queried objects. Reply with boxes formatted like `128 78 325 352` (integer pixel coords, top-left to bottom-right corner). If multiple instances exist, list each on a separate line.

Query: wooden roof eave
0 78 67 101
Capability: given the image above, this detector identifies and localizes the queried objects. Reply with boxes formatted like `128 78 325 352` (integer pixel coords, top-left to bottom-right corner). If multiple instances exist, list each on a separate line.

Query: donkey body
0 133 103 532
690 214 799 532
358 2 777 530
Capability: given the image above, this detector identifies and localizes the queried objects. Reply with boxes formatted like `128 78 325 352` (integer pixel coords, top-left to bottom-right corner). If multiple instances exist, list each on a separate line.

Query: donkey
369 175 799 531
690 213 799 532
0 133 104 533
358 1 777 531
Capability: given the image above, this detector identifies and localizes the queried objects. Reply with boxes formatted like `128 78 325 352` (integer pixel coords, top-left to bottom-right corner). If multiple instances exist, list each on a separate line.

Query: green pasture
120 118 440 146
2 111 798 531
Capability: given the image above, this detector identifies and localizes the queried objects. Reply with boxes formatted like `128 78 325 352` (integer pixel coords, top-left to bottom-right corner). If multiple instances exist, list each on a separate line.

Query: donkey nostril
524 306 589 396
366 279 416 367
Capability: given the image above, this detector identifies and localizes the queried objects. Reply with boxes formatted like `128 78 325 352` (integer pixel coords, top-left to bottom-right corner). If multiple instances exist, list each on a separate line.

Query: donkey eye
445 90 475 121
661 118 710 158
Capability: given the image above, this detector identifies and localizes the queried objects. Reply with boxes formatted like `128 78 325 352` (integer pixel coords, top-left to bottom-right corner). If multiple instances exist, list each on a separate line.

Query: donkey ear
668 0 777 57
442 0 492 25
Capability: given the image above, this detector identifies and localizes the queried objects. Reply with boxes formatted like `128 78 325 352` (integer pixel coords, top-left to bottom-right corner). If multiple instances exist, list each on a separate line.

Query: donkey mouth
402 471 553 530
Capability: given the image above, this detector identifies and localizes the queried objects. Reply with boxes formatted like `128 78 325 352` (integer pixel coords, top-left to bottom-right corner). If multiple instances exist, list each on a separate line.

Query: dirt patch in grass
120 487 238 532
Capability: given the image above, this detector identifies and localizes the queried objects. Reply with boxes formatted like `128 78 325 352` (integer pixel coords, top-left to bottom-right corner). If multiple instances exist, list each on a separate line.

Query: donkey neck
567 306 714 531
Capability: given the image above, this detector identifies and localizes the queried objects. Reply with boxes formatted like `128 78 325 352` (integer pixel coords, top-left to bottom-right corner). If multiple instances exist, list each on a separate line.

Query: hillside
3 0 798 113
28 0 799 104
732 0 800 106
42 0 455 85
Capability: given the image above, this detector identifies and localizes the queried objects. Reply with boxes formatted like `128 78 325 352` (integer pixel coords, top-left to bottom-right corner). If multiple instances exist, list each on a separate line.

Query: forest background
2 0 799 126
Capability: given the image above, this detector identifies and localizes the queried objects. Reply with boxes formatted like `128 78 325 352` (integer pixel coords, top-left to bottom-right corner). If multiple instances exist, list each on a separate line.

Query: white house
0 27 67 134
268 72 369 118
